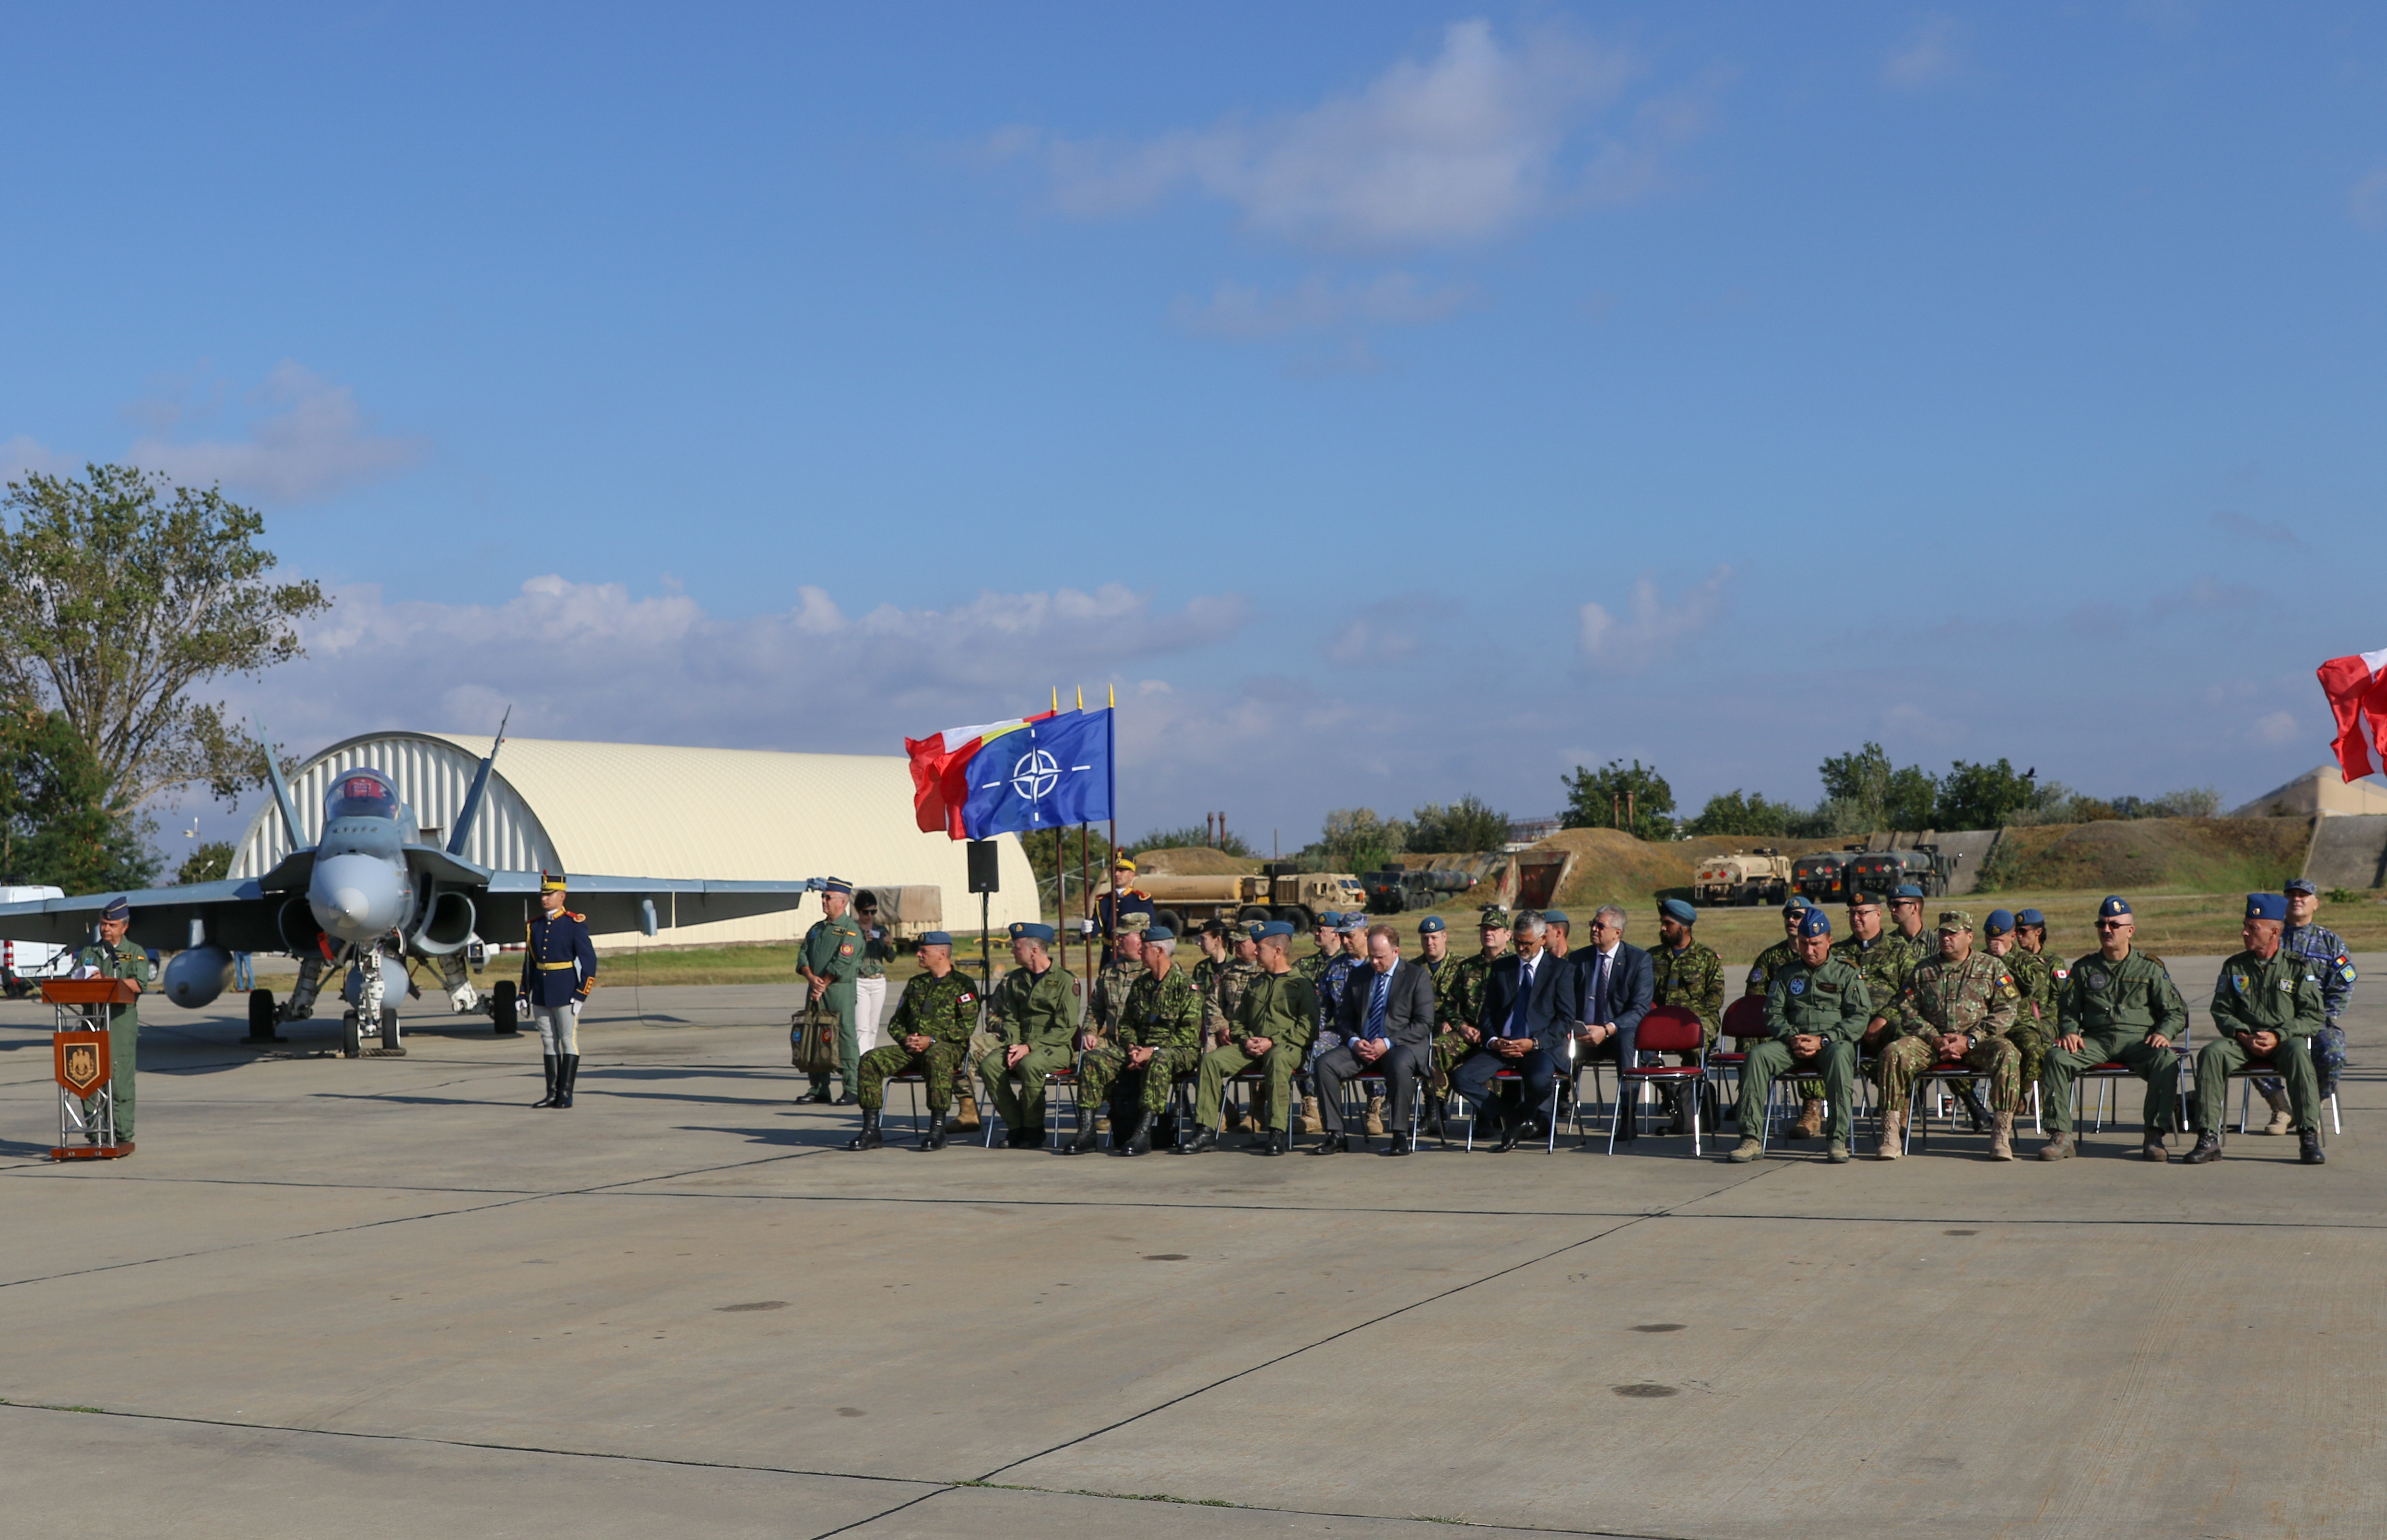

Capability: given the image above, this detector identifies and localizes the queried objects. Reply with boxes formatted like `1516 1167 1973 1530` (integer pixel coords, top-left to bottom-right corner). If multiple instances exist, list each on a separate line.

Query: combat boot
2300 1128 2326 1165
532 1055 559 1108
1364 1094 1386 1137
949 1089 981 1131
1988 1111 2015 1161
1788 1099 1825 1140
1181 1127 1219 1154
1954 1082 1993 1133
920 1112 948 1152
2181 1130 2223 1164
2259 1085 2293 1135
2037 1131 2075 1161
2141 1131 2170 1163
554 1055 579 1109
1875 1109 1906 1160
1297 1098 1323 1136
844 1108 883 1151
1262 1130 1287 1155
797 1083 832 1105
1115 1109 1152 1156
1825 1139 1852 1164
1064 1105 1101 1155
1727 1138 1763 1163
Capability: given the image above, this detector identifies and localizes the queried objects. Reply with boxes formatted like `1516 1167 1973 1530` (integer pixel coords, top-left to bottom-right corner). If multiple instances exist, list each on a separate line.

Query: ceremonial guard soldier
70 896 154 1143
1090 853 1156 965
523 873 596 1109
797 877 865 1104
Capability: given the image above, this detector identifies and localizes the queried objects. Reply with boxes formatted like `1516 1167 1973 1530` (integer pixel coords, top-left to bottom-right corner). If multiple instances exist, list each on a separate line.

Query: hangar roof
230 731 1042 945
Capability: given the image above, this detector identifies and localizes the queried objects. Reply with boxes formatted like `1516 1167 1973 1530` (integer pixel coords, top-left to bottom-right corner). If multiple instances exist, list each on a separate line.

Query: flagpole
1106 684 1117 955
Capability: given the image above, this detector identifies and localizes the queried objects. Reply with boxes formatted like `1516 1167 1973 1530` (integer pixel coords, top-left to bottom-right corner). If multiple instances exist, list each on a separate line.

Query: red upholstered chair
1607 1006 1710 1154
1706 995 1771 1128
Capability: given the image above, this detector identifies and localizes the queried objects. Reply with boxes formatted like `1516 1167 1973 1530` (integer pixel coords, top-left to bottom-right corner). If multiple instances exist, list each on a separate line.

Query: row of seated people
838 893 2334 1166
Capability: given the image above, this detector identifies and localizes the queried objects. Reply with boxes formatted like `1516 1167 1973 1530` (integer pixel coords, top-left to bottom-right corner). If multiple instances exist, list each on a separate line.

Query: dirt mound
1451 827 1701 910
1993 817 2308 894
1132 846 1260 877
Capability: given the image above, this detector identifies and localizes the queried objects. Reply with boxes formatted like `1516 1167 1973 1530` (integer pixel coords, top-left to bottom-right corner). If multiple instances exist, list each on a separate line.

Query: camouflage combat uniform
1087 953 1145 1046
1834 931 1921 1091
2040 949 2187 1136
1079 961 1205 1114
1194 969 1320 1134
1432 947 1502 1084
1650 940 1725 1049
854 968 979 1112
977 961 1079 1134
1204 957 1263 1044
1878 952 2024 1112
2000 945 2062 1096
1743 937 1803 998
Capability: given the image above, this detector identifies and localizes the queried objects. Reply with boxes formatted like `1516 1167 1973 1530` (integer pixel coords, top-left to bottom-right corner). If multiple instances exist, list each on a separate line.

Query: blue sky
5 2 2385 850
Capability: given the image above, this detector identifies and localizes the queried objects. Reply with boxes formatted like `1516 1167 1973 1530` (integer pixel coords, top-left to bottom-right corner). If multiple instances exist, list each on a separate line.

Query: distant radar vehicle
1692 849 1792 907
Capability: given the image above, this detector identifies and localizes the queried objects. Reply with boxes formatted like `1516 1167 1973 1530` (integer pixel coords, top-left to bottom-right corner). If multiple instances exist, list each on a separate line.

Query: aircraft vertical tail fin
255 719 306 854
447 707 511 857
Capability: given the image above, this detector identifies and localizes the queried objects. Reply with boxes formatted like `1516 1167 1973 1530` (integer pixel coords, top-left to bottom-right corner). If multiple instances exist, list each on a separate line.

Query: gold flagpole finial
1051 687 1059 713
1108 684 1115 708
1075 686 1085 710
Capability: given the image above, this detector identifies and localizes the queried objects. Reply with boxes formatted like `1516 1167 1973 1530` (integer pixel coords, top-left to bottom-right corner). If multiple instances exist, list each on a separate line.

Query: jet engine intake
412 890 477 955
164 945 235 1010
277 896 325 955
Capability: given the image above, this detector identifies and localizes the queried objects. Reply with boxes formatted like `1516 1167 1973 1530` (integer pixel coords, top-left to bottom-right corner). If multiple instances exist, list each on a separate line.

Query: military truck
1099 864 1365 936
1792 850 1857 904
1692 849 1793 906
1845 846 1961 900
1362 867 1477 914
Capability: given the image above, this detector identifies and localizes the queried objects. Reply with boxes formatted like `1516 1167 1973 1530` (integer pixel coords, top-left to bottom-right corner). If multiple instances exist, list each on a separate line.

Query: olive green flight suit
2197 947 2324 1134
71 938 153 1139
978 961 1078 1135
2039 949 2187 1135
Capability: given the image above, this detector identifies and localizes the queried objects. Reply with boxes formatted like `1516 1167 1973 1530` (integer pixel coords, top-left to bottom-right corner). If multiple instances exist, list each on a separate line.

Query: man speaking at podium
70 896 154 1144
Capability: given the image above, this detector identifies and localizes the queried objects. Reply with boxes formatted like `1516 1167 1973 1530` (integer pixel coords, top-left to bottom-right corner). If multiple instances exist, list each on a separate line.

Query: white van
1 885 70 997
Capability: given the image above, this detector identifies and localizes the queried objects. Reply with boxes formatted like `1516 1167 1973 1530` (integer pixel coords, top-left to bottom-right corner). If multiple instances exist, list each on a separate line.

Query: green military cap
1937 908 1973 932
1477 904 1511 928
1116 913 1152 933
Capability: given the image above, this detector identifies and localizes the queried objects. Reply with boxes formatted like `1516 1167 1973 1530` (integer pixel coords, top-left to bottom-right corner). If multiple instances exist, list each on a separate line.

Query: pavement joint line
852 1481 1691 1540
965 1164 1783 1489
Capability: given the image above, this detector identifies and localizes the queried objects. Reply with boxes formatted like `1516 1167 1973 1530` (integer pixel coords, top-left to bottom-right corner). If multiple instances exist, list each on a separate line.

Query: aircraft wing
0 881 288 952
477 872 827 940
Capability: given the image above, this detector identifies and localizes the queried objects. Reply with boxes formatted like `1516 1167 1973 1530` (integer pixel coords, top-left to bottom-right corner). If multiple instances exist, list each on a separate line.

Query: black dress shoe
833 1093 859 1107
1261 1131 1286 1155
797 1086 832 1105
1309 1133 1345 1156
1382 1132 1412 1156
1614 1118 1639 1144
1181 1129 1219 1154
1497 1118 1534 1153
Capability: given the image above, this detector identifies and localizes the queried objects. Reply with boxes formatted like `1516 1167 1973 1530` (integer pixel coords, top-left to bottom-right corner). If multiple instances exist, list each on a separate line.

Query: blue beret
1783 896 1812 915
1893 884 1924 900
2098 895 2131 919
822 877 853 896
1659 897 1698 925
2015 908 2045 928
1146 924 1174 941
1540 908 1570 926
920 930 953 947
1797 908 1832 938
101 895 130 922
1256 920 1295 940
1009 921 1055 943
1314 911 1341 928
1984 910 2015 936
1417 915 1446 933
2245 893 2286 922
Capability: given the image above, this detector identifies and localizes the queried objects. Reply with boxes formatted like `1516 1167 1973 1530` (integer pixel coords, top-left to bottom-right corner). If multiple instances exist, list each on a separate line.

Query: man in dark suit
1455 910 1577 1151
1570 903 1657 1139
1313 923 1437 1156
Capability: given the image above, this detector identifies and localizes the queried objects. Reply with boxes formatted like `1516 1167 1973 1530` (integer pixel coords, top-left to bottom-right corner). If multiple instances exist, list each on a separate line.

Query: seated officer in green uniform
1070 924 1203 1156
2182 893 2328 1167
1728 906 1868 1164
2037 895 2188 1163
1872 909 2023 1161
978 922 1078 1149
71 895 154 1146
846 932 978 1152
1185 921 1319 1156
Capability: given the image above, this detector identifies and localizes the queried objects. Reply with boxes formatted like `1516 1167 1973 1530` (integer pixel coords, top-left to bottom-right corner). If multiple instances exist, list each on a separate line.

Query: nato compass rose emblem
1011 748 1061 819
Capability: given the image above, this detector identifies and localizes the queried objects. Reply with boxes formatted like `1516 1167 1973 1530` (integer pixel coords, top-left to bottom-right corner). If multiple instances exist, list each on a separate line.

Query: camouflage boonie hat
1937 909 1973 933
1477 904 1511 928
1116 913 1152 934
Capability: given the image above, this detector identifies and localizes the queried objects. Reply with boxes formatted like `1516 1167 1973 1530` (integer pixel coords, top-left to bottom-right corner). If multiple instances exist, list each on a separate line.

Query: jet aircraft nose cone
335 888 372 924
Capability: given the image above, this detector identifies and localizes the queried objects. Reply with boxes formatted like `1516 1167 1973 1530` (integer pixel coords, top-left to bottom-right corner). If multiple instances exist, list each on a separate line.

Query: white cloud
2251 710 2300 746
1016 19 1649 251
2351 166 2387 230
1322 592 1465 666
1884 17 1961 92
129 361 423 503
1578 566 1732 670
243 575 1254 753
1172 272 1477 341
0 434 64 484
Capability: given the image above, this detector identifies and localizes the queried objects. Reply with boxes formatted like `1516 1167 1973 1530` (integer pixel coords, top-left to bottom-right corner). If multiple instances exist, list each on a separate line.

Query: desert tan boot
1988 1110 2015 1161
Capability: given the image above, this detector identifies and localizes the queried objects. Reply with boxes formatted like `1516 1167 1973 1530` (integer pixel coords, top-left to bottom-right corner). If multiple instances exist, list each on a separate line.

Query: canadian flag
2317 649 2387 781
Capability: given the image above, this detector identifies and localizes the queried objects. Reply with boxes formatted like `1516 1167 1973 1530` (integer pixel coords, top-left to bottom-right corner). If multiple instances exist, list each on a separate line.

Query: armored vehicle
1693 849 1793 906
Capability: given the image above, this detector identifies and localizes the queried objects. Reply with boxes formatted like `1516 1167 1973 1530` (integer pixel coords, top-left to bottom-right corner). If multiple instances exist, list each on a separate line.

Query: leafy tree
177 839 234 885
1131 823 1256 858
1311 807 1411 873
1817 742 1938 829
1685 788 1795 837
1561 759 1676 842
1409 794 1510 854
0 706 158 891
0 464 329 811
1933 758 2039 830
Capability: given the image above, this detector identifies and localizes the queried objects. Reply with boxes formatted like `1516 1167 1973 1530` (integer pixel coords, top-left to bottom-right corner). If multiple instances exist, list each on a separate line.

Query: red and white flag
2317 649 2387 782
903 712 1054 839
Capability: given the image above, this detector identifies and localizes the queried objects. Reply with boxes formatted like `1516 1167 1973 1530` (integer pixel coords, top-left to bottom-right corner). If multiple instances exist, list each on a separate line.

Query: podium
44 979 137 1160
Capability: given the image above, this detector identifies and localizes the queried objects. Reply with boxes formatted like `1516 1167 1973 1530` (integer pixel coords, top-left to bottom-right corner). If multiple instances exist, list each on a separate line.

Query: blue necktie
1508 958 1535 1038
1589 952 1609 1023
1366 968 1390 1040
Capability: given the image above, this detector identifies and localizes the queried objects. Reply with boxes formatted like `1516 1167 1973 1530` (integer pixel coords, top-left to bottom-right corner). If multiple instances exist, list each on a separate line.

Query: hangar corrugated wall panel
231 733 1040 948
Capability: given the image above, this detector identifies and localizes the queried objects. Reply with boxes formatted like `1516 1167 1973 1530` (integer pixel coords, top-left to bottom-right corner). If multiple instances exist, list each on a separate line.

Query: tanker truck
1096 864 1366 936
1692 849 1793 906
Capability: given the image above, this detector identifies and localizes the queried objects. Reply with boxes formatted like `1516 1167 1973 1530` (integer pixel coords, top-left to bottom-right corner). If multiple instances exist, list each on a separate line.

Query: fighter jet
0 720 827 1055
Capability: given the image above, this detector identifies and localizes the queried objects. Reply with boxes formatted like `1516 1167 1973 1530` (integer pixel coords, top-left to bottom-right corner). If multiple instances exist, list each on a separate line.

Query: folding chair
883 1070 933 1142
1706 996 1769 1129
1607 1007 1708 1154
1335 1064 1427 1148
982 1063 1082 1149
2234 1059 2343 1137
2074 1029 2190 1138
1458 1065 1562 1151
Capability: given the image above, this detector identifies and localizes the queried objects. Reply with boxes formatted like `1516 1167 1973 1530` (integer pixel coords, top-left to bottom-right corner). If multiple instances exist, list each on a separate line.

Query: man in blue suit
1455 910 1577 1151
1570 903 1657 1139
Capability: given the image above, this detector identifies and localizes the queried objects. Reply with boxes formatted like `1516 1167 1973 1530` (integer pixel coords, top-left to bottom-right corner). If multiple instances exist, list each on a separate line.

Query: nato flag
962 708 1115 838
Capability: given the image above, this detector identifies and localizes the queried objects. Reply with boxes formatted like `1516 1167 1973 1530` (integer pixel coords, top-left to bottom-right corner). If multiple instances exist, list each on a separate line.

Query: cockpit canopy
327 770 400 823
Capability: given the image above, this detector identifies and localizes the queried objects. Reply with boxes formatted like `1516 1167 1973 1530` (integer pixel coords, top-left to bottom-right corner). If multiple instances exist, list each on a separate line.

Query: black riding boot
533 1055 559 1108
844 1107 883 1151
554 1054 579 1109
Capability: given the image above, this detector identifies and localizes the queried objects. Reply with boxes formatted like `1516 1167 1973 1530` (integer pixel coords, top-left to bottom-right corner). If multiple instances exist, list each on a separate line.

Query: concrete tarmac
1 958 2378 1539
